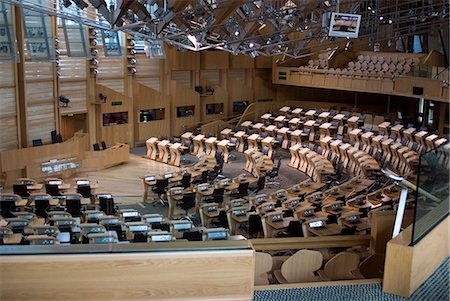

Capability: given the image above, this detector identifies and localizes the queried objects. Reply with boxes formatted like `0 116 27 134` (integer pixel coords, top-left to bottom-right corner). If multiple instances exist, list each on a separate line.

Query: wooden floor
68 153 181 197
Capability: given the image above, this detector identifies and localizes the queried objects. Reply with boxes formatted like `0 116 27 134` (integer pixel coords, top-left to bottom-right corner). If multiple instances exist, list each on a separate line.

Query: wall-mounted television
206 103 224 115
102 112 128 126
328 12 361 39
140 108 165 122
176 106 195 118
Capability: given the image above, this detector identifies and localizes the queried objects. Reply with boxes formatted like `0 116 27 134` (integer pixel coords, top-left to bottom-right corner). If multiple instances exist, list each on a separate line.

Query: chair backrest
237 182 249 196
0 199 16 218
181 173 192 188
183 230 203 241
323 252 360 280
213 188 225 202
65 195 82 217
13 184 29 198
281 249 323 283
155 179 169 193
101 141 107 150
255 252 273 285
93 143 100 151
45 184 61 197
77 185 92 198
180 192 196 211
99 196 115 215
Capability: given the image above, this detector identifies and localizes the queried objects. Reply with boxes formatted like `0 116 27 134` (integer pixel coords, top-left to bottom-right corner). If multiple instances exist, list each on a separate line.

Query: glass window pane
23 1 54 61
0 2 15 61
103 30 122 57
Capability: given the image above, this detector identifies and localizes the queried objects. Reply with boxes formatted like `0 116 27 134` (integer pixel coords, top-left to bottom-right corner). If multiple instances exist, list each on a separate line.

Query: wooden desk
307 223 342 236
2 234 22 245
288 144 302 168
252 123 264 133
27 184 43 190
279 106 291 113
342 217 371 232
240 121 252 129
145 137 159 160
247 134 260 151
260 113 272 121
291 108 302 116
81 143 130 172
277 127 290 149
305 110 316 119
204 137 218 156
234 131 246 152
264 125 277 136
192 135 205 155
220 128 233 139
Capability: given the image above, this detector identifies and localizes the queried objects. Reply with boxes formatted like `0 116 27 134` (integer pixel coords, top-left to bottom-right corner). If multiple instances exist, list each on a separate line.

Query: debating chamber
0 0 449 300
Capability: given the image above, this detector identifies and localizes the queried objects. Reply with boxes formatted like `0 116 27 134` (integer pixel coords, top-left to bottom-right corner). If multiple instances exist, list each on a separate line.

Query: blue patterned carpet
254 257 449 301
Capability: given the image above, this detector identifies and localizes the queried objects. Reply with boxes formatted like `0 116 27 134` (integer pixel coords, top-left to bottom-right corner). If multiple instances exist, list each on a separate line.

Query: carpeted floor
254 257 449 301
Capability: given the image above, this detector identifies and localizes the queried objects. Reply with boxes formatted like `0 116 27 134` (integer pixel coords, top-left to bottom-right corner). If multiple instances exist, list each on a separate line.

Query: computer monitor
171 220 193 232
268 213 283 223
232 208 247 217
164 173 174 179
144 176 155 182
142 214 163 224
203 228 228 241
76 180 90 186
27 235 57 245
48 180 62 186
127 223 149 233
149 230 173 242
309 220 324 229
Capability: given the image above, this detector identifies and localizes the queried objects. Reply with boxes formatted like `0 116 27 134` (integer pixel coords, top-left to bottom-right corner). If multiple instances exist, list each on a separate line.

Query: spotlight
91 68 98 76
91 49 98 56
128 67 137 74
128 58 137 65
379 16 384 21
234 30 240 36
249 42 254 48
388 19 393 24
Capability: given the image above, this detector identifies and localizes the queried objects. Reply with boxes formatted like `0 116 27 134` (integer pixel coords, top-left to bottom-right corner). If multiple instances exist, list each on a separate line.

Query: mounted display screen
102 112 128 126
328 12 361 38
206 103 224 115
140 108 165 122
176 106 195 118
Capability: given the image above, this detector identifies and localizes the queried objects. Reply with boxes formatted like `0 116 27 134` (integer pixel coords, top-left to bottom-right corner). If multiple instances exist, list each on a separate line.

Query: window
23 1 54 61
102 112 128 126
176 106 195 118
140 108 165 122
145 39 165 59
0 2 15 61
63 18 88 57
206 103 224 115
102 30 121 56
233 101 249 113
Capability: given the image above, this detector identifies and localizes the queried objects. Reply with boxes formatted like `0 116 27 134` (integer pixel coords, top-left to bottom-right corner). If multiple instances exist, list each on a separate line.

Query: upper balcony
273 51 449 103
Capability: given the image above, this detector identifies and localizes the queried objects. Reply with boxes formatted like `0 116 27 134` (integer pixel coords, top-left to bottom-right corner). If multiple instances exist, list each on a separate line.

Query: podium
298 148 310 172
277 127 290 149
193 134 205 155
291 108 303 117
305 110 316 120
425 134 438 151
234 131 246 152
318 111 331 121
261 137 275 159
378 121 391 136
274 115 286 128
247 134 260 151
217 140 231 163
181 132 194 146
381 138 394 165
220 128 233 139
279 106 290 114
289 144 302 168
319 123 332 139
240 121 252 131
319 136 333 160
303 120 316 142
330 139 343 162
349 129 362 149
252 123 264 134
205 137 218 156
391 124 404 143
338 143 352 169
347 116 359 132
290 129 302 145
361 131 374 153
333 114 346 135
414 131 428 154
157 140 171 163
169 143 182 166
146 137 159 160
402 127 416 148
244 149 256 173
264 125 277 137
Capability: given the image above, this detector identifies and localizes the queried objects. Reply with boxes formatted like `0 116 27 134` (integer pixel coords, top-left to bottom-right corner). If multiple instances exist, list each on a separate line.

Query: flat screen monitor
150 233 173 242
143 215 163 224
145 176 155 182
121 211 139 218
48 180 62 185
328 12 361 38
172 222 192 231
128 224 149 232
309 220 324 228
76 180 90 186
164 173 173 179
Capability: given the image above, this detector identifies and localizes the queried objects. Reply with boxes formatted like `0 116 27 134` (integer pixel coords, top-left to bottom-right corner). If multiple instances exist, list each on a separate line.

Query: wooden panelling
0 87 18 151
59 81 87 114
166 46 200 70
24 62 54 82
97 78 125 94
200 69 220 85
0 62 16 87
255 56 273 69
228 77 253 104
135 54 161 77
59 57 87 79
230 54 254 69
98 58 124 78
170 80 200 136
200 85 228 123
171 70 192 88
25 81 56 145
228 69 246 82
97 84 132 145
200 51 229 69
134 82 171 141
0 246 254 301
383 217 449 297
254 69 276 101
60 114 87 141
136 77 160 91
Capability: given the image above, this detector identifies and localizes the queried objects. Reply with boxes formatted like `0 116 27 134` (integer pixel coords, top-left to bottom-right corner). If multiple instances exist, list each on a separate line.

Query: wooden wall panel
254 69 276 101
0 62 16 87
135 55 160 77
59 57 87 79
170 80 200 136
228 77 253 104
98 58 124 79
97 84 132 145
200 85 228 124
171 70 192 88
228 69 246 82
200 69 220 85
97 78 125 94
134 82 171 141
0 87 18 151
26 81 56 145
166 46 199 70
230 54 254 69
59 81 87 114
24 62 54 82
136 77 160 91
200 51 229 69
